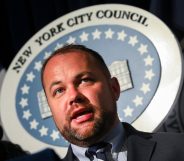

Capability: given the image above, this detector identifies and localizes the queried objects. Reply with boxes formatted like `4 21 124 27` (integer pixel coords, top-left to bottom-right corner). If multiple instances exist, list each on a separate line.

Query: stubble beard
60 105 118 147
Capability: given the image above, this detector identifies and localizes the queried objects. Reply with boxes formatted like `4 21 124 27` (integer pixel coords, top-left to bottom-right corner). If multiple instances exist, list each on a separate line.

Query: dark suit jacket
7 122 184 161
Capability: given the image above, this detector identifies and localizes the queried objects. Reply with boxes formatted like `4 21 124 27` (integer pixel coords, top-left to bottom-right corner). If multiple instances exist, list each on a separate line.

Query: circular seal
0 4 183 157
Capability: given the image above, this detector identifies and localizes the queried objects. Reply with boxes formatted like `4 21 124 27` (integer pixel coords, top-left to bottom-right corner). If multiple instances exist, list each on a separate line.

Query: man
8 44 184 161
41 44 123 160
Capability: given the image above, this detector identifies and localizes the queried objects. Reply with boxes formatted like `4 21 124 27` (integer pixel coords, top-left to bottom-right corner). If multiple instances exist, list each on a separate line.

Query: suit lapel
122 122 156 161
126 135 156 161
62 145 77 161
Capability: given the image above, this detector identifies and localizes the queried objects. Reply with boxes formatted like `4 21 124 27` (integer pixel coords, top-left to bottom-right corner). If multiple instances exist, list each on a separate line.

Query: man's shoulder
151 130 184 142
123 122 184 146
123 122 184 138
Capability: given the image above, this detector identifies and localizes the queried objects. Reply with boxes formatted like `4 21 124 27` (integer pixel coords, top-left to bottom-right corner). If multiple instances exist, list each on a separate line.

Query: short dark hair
41 44 111 87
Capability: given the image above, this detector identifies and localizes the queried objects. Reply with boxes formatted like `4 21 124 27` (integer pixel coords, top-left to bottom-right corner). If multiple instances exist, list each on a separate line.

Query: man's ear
110 77 120 101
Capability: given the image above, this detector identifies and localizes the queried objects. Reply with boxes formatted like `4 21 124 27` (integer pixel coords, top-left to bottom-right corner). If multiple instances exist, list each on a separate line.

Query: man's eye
54 88 64 96
81 78 94 83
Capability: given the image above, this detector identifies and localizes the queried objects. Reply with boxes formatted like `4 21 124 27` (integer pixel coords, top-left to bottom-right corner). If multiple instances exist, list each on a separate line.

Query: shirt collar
71 122 125 159
102 121 125 152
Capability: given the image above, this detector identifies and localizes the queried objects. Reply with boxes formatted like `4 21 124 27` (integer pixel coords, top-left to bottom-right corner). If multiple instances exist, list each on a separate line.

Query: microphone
0 125 3 140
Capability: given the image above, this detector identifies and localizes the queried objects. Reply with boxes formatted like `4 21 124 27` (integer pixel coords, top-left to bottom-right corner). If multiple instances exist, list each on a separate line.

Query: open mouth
71 108 93 123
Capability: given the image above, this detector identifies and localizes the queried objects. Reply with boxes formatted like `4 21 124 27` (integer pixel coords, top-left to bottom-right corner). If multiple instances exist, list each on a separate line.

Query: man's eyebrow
75 71 94 78
49 81 62 91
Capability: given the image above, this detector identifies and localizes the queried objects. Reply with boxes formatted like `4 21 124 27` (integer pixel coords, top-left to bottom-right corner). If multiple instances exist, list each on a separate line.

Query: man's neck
71 121 125 157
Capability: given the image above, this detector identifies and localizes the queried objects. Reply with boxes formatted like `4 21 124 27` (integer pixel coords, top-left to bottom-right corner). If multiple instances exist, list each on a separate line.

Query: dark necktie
85 142 112 161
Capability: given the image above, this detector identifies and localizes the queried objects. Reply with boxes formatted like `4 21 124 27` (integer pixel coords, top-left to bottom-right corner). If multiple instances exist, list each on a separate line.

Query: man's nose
68 86 85 105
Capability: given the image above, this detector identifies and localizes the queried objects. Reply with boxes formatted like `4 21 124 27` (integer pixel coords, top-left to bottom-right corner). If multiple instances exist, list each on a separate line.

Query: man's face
43 51 120 146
